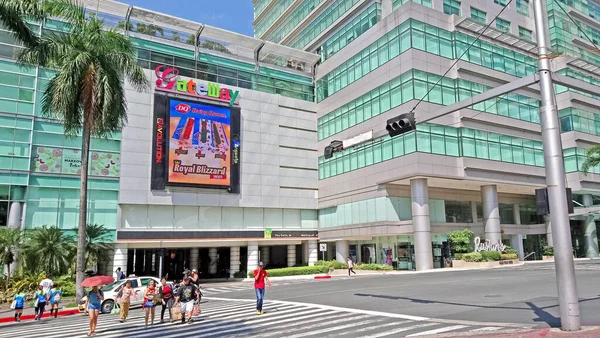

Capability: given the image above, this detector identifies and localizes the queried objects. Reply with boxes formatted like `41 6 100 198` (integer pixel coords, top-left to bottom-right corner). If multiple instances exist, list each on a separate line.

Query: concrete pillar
208 248 218 274
302 242 308 265
584 216 599 258
382 0 393 17
113 244 128 279
189 248 199 272
260 247 270 266
546 217 554 247
512 204 525 260
287 245 296 267
471 200 478 223
335 240 349 263
481 185 501 243
307 240 318 266
247 241 259 272
230 246 240 278
411 178 433 271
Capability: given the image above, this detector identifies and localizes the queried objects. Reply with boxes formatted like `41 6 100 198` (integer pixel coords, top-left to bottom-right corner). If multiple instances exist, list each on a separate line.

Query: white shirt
347 259 354 268
40 278 53 294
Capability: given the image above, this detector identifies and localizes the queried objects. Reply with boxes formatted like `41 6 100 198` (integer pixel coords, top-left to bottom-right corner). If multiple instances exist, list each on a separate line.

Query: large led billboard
151 94 240 192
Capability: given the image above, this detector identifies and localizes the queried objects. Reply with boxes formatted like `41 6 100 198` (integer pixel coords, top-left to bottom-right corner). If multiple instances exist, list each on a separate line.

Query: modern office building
1 0 324 279
254 0 600 270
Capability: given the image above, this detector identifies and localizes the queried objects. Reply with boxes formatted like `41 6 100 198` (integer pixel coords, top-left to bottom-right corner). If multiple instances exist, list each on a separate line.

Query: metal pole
158 242 163 278
532 0 580 331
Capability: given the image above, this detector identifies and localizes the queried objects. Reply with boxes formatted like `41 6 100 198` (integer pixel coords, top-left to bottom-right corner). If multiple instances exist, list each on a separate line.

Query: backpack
53 291 61 302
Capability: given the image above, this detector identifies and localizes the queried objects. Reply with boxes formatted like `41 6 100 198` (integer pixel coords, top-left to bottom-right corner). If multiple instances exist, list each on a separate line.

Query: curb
314 275 331 279
0 308 80 323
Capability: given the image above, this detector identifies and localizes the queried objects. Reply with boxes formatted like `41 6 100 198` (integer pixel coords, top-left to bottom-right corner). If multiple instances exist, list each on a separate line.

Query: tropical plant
22 226 74 277
136 22 163 36
171 31 181 42
186 33 196 45
116 20 133 31
581 145 600 175
81 223 112 268
18 1 149 302
543 245 554 256
448 229 474 254
0 0 45 47
0 227 23 283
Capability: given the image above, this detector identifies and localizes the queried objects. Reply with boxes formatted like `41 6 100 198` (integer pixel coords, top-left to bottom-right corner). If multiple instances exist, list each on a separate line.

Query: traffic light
386 113 415 137
324 140 343 159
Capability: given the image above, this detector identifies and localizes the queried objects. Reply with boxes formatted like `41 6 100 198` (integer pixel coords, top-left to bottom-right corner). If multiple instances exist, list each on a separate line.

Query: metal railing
524 252 537 261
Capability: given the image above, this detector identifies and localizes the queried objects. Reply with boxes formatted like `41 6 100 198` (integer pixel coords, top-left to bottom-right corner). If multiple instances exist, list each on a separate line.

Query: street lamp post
532 0 580 331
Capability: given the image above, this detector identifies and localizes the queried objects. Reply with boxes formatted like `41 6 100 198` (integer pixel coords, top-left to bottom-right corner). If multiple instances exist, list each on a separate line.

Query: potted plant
542 246 554 260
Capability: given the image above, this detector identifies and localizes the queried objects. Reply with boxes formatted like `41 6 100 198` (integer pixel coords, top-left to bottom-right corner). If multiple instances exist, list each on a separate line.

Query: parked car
78 276 162 314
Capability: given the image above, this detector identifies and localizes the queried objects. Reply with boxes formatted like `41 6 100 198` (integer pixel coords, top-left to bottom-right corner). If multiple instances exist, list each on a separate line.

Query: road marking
359 323 440 338
330 321 412 337
406 325 468 336
284 318 387 338
204 296 430 321
251 313 353 338
469 326 502 332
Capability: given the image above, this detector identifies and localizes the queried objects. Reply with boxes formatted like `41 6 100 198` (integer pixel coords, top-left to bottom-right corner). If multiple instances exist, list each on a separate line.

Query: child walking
49 283 62 318
34 285 48 320
13 289 26 322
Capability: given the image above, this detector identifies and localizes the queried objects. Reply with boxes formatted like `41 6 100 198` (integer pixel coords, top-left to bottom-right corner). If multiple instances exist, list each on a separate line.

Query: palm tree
0 227 23 283
22 226 74 277
0 0 45 47
18 1 149 302
581 145 600 175
82 224 112 268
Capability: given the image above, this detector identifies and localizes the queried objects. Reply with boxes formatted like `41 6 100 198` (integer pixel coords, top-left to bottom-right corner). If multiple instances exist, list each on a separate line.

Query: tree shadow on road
354 293 598 327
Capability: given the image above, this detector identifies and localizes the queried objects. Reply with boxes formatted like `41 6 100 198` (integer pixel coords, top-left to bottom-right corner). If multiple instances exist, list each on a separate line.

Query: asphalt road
210 260 600 329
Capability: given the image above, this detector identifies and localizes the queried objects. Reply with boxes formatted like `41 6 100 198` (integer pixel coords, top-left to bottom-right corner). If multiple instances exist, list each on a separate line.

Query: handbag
111 303 120 315
10 300 16 310
192 304 200 316
171 305 182 321
34 298 39 308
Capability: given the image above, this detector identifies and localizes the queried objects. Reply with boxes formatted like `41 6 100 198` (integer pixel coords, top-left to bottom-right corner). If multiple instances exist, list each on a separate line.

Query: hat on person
192 269 198 273
258 261 264 266
183 276 190 282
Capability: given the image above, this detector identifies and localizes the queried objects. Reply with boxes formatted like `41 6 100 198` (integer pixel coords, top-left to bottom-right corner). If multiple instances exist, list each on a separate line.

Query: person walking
143 280 158 328
253 261 271 315
347 257 357 277
39 276 53 295
159 278 174 323
84 286 104 336
12 289 26 322
48 283 62 318
115 267 125 281
33 285 48 320
116 280 137 323
173 277 199 324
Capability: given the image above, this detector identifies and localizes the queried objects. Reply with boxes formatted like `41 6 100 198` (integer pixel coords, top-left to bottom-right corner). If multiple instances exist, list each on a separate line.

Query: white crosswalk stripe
200 278 329 295
0 298 518 338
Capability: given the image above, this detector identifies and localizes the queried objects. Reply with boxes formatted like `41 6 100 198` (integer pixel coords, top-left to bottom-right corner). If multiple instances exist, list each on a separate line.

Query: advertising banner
32 146 119 177
150 94 240 192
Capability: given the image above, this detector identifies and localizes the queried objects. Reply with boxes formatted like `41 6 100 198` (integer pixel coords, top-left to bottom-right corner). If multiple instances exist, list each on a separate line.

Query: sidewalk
0 305 79 323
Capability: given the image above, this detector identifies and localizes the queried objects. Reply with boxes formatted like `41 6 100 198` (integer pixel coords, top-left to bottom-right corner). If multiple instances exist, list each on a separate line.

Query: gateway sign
154 65 240 106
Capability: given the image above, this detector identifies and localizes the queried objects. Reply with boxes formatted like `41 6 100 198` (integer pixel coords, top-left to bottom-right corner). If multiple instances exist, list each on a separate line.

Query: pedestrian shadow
354 293 599 327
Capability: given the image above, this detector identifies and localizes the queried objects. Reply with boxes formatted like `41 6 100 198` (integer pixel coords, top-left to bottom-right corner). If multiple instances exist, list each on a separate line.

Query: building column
287 245 296 267
471 201 478 224
546 217 554 247
6 186 25 276
302 242 308 265
209 248 218 274
335 240 349 263
247 241 259 272
382 0 393 17
411 178 433 271
307 240 318 266
481 185 501 243
230 246 240 278
260 247 270 266
582 195 598 258
113 244 128 279
189 248 199 272
512 204 525 260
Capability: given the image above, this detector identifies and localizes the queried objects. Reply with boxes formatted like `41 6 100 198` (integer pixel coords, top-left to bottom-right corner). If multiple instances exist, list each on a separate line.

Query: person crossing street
253 261 272 315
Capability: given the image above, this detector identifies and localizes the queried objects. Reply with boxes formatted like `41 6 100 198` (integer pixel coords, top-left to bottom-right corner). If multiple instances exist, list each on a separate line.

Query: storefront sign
154 65 240 106
264 228 272 239
473 237 506 252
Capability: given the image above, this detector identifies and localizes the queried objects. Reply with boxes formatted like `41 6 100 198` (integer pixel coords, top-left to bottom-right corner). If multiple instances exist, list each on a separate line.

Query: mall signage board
151 94 241 192
154 65 240 106
473 237 506 252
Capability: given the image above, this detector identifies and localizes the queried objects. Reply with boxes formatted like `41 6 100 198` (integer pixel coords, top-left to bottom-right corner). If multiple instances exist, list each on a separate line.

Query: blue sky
124 0 254 36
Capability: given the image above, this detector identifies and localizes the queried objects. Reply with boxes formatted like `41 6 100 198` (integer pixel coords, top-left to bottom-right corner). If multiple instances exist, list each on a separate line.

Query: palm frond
581 145 600 175
0 0 44 47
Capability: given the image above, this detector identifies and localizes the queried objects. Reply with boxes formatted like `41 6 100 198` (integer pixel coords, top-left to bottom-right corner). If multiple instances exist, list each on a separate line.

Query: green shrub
314 260 328 266
500 253 518 260
502 246 518 255
480 251 501 261
233 270 247 278
54 275 76 297
543 246 554 256
462 252 483 262
314 260 346 269
247 266 328 278
355 264 393 271
454 253 465 260
448 229 474 254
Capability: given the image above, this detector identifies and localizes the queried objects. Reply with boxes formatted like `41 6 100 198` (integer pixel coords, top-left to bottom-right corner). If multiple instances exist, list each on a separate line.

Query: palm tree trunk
76 120 92 303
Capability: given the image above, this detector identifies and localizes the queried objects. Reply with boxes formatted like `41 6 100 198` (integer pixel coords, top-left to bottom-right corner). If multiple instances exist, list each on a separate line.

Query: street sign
319 243 327 252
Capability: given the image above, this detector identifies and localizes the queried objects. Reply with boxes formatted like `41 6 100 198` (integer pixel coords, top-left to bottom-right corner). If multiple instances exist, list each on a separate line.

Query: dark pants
348 267 356 276
35 302 46 318
255 288 265 311
161 298 173 320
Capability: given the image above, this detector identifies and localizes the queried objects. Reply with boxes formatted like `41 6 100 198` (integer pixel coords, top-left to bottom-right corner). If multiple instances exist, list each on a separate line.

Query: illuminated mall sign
154 65 240 106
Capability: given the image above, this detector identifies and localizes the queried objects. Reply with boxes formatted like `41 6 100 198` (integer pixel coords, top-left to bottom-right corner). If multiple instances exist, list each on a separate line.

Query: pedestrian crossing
0 298 522 338
201 278 331 295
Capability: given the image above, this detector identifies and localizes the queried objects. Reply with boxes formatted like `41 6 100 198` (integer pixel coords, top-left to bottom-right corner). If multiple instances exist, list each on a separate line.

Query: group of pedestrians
11 276 62 322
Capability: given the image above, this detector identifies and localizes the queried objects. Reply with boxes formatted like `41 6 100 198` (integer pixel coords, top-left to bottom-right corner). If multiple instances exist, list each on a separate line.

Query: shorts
143 301 155 308
88 303 101 312
14 306 23 310
50 300 60 305
180 301 194 313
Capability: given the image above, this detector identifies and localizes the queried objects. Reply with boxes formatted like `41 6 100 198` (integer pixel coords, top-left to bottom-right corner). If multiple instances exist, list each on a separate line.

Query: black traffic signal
324 140 343 159
386 113 415 137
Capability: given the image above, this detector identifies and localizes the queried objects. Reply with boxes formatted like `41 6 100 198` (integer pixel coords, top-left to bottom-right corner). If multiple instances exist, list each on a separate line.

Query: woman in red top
159 278 174 323
143 280 158 327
